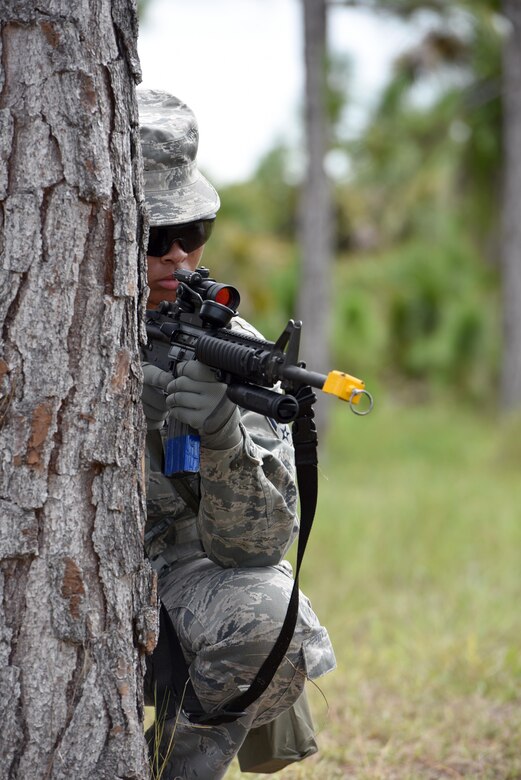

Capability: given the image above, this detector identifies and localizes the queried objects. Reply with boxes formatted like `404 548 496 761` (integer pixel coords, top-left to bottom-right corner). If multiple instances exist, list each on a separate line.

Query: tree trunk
0 3 156 778
298 0 333 430
501 0 521 409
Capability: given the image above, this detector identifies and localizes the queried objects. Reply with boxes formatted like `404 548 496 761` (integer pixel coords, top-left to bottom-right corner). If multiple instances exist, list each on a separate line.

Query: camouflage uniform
139 91 336 779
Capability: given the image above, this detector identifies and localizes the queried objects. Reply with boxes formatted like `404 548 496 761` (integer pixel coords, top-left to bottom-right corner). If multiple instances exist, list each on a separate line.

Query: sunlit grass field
226 397 521 779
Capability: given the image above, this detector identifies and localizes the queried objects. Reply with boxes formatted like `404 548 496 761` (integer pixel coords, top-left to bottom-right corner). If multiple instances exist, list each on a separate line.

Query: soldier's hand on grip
141 363 171 430
165 360 242 450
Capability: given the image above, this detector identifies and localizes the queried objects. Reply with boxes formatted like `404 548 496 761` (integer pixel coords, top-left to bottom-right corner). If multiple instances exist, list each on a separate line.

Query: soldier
139 89 335 779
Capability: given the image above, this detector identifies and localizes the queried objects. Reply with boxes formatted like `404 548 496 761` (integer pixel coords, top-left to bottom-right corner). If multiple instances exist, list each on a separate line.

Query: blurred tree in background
500 0 521 408
298 0 333 420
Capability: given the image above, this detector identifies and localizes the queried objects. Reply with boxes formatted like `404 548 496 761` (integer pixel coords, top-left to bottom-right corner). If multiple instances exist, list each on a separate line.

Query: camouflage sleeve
198 408 299 568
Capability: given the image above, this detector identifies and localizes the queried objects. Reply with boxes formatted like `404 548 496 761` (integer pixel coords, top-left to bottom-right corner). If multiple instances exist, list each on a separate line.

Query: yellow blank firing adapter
322 370 374 415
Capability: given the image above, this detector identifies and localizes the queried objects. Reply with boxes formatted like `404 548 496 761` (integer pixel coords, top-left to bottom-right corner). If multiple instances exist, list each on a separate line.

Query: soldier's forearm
197 419 298 567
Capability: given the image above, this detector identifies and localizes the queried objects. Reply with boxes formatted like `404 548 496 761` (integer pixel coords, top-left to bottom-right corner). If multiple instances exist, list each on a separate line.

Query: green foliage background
203 2 503 408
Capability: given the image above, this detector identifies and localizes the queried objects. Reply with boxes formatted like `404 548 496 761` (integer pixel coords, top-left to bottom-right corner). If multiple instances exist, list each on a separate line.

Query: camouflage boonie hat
138 89 220 226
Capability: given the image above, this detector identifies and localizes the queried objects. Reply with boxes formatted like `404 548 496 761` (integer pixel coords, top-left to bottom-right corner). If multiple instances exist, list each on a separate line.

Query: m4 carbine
143 267 372 475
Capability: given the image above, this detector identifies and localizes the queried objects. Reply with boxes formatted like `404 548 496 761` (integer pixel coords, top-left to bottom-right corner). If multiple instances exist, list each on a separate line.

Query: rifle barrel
281 365 327 390
283 364 367 406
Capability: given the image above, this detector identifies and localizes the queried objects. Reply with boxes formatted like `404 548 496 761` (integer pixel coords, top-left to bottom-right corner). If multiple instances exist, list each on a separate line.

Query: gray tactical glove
141 363 171 430
165 360 242 450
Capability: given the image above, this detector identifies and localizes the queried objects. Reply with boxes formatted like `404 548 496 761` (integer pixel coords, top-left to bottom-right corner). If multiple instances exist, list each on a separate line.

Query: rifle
143 267 373 476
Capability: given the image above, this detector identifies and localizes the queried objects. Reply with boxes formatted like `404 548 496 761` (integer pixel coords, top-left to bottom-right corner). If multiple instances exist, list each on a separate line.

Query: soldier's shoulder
229 316 264 341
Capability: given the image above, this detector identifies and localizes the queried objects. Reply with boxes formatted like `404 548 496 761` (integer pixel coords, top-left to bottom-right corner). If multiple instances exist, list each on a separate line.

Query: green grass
226 398 521 779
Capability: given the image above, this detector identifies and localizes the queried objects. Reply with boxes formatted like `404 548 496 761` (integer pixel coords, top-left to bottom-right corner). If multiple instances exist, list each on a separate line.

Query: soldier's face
146 242 204 309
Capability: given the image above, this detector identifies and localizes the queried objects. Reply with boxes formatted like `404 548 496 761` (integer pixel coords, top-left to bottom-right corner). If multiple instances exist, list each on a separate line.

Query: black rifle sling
207 386 319 721
153 387 319 726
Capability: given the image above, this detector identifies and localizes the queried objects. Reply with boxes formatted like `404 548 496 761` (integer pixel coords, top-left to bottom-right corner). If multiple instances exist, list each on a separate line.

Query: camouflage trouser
145 556 335 779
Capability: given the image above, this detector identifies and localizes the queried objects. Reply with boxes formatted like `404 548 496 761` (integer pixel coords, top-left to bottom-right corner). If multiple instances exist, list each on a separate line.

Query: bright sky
137 0 415 185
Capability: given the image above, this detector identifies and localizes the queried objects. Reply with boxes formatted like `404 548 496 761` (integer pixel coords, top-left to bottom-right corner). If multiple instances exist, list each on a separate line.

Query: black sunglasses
147 218 215 257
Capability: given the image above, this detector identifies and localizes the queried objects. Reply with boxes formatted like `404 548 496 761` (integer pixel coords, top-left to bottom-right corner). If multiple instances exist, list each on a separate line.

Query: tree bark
298 0 333 430
0 2 156 778
501 0 521 409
